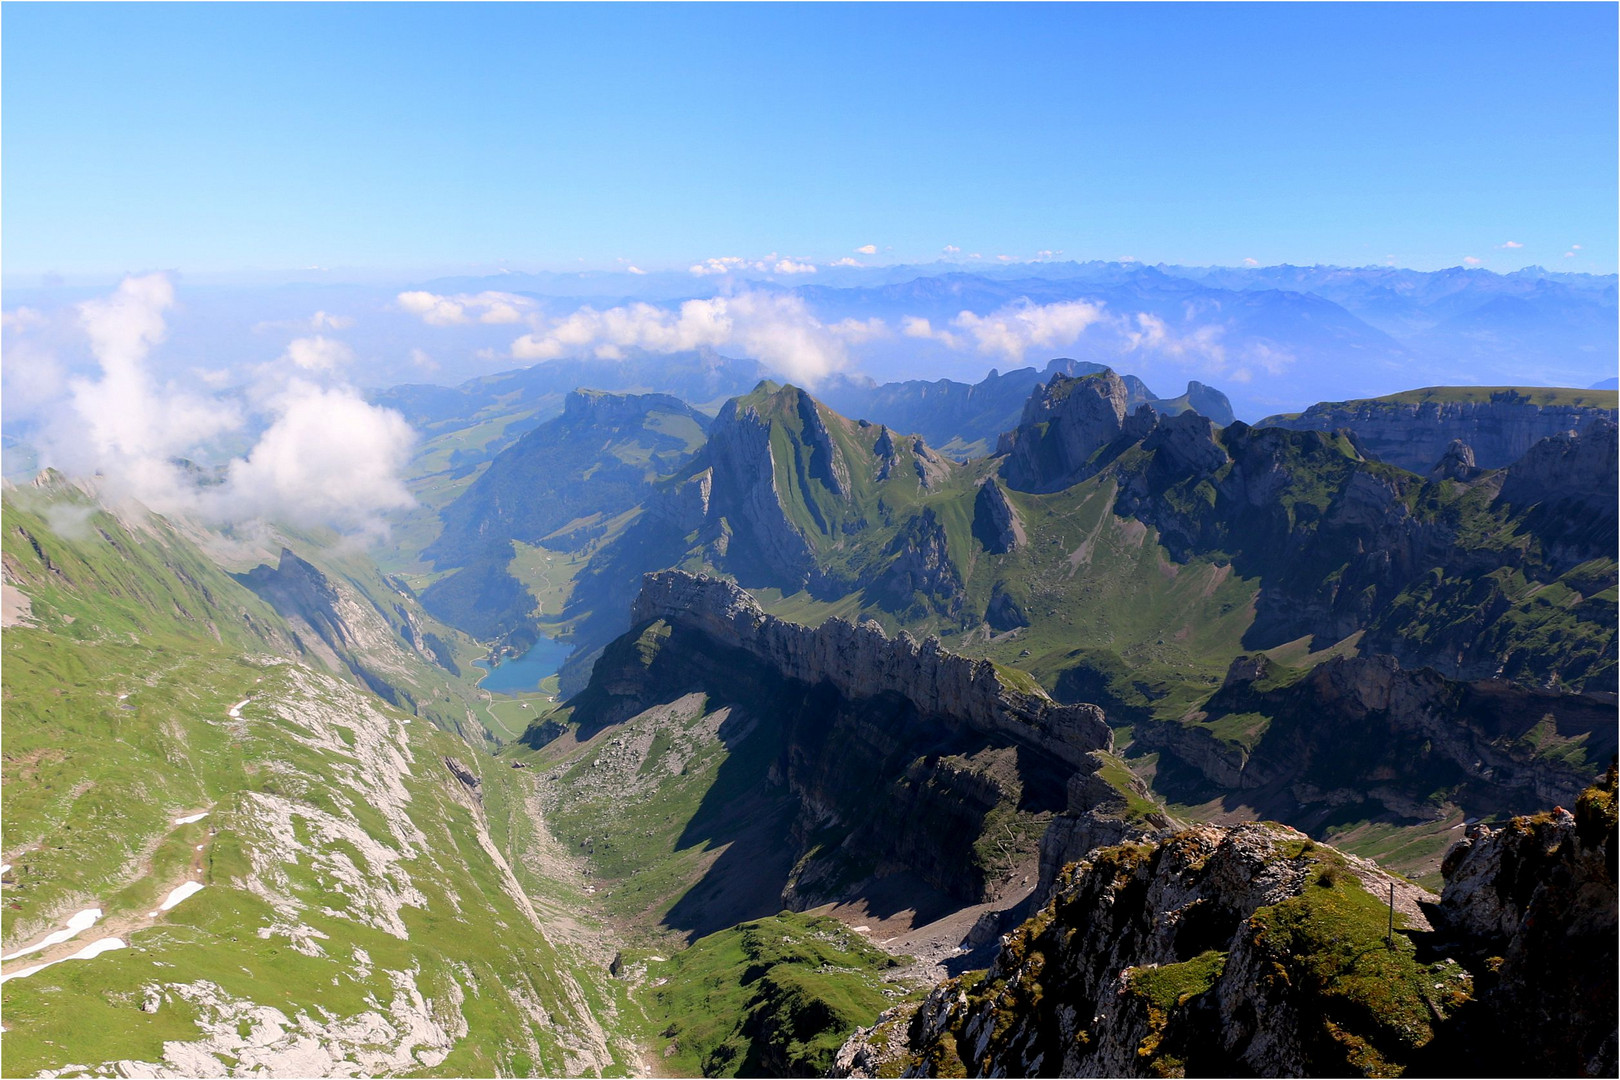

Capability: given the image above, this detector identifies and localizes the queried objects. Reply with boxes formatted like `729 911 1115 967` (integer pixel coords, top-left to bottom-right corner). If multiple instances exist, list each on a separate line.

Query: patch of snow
174 812 210 825
159 882 206 912
69 937 126 960
2 907 102 961
0 937 125 985
227 698 251 719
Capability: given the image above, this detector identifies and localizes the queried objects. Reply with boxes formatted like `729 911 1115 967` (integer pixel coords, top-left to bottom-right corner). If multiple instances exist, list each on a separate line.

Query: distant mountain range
398 260 1616 417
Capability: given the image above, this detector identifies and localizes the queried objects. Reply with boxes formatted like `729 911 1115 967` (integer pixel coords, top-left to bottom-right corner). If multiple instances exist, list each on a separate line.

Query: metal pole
1387 882 1396 949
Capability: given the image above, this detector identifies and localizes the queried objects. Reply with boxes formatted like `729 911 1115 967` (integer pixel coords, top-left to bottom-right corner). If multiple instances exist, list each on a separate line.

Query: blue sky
4 2 1615 279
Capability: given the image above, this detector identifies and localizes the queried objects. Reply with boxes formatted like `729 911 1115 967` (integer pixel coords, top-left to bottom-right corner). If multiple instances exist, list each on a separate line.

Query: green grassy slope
641 912 914 1078
1 488 633 1076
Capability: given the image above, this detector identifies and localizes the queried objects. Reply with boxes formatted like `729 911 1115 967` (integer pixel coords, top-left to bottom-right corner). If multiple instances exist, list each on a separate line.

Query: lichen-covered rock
845 773 1619 1078
838 823 1461 1078
1430 766 1617 1077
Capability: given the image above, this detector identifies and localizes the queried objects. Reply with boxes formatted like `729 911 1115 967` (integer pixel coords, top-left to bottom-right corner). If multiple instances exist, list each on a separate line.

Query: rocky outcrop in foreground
836 770 1619 1078
1430 767 1617 1077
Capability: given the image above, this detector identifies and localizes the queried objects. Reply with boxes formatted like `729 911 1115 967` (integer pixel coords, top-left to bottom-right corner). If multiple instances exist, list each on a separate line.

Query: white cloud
281 335 354 372
901 316 935 339
1572 244 1583 250
510 292 862 385
627 265 647 275
310 310 354 330
213 380 415 532
50 274 242 509
855 244 877 255
690 256 751 276
773 259 818 275
1463 256 1482 266
37 274 414 536
829 257 863 267
996 255 1013 262
409 347 440 373
252 310 355 334
1243 257 1260 267
943 245 960 254
2 306 49 334
950 299 1107 363
828 317 889 344
1498 241 1523 250
901 315 961 350
396 290 533 326
1564 251 1577 258
1125 313 1231 370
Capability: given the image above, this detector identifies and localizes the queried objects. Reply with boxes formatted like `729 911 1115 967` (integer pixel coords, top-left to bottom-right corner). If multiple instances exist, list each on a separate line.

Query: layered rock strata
629 570 1109 769
1260 390 1618 472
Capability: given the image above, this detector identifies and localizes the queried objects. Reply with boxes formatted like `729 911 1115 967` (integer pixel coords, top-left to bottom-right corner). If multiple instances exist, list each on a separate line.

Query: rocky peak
1430 437 1481 481
999 371 1134 491
703 397 817 587
1182 380 1237 425
971 477 1025 554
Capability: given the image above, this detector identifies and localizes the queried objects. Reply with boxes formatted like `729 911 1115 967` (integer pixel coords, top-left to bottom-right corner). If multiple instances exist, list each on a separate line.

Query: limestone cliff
997 371 1143 492
1259 387 1618 473
549 571 1151 919
628 570 1109 770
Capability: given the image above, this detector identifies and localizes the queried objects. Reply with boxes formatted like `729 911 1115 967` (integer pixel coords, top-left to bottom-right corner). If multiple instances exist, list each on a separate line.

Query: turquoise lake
473 635 572 694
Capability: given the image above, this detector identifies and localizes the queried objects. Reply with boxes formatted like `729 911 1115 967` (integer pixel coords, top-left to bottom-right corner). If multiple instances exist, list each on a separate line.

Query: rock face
702 394 820 587
240 549 438 712
819 359 1234 458
1260 389 1618 473
629 570 1109 770
870 508 964 618
1138 653 1618 820
558 571 1151 915
997 372 1139 492
970 478 1025 555
996 371 1236 493
1430 768 1617 1078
